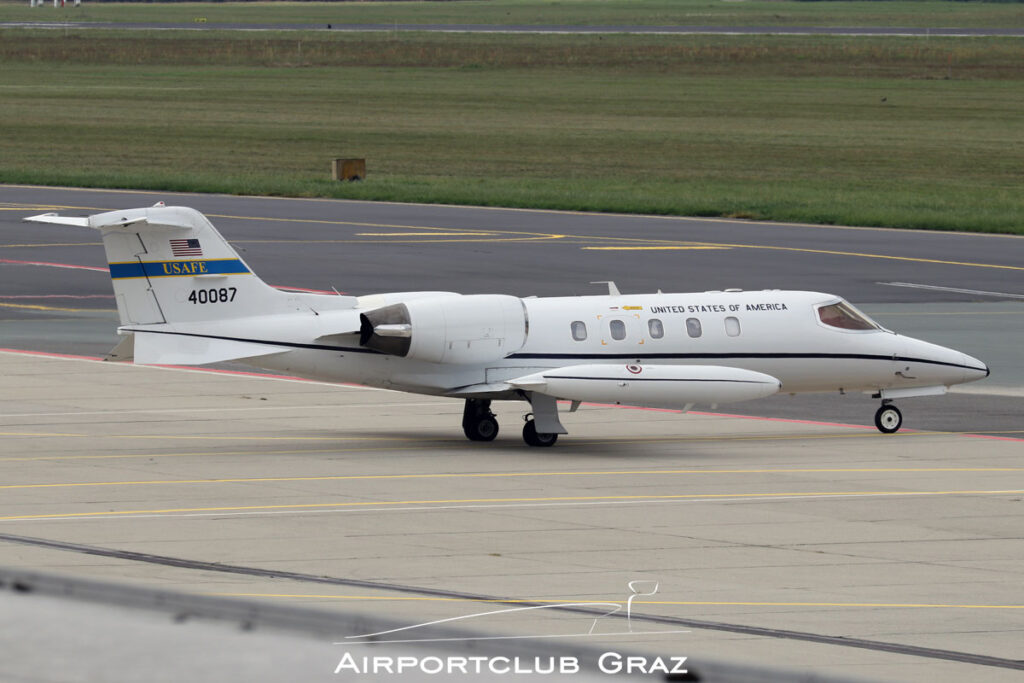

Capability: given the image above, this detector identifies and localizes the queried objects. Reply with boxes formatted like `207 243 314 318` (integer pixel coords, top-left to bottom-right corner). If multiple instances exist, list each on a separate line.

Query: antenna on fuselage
591 281 621 296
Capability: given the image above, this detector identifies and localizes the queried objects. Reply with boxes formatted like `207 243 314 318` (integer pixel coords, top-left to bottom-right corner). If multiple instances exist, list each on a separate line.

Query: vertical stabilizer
25 204 353 326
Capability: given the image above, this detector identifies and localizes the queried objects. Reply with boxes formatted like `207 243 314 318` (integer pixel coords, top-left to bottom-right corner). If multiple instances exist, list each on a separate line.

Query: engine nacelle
360 294 528 364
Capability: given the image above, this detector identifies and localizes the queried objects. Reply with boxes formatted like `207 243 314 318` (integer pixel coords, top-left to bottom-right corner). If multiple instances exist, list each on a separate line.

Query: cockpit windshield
816 300 880 331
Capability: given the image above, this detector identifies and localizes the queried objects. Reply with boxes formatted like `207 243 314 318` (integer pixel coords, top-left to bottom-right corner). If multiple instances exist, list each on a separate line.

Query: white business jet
26 205 989 446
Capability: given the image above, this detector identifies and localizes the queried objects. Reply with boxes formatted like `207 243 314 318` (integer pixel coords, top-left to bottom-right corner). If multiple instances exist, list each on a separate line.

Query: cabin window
648 318 664 339
686 317 702 338
570 320 588 341
725 316 741 337
609 319 627 341
816 301 879 331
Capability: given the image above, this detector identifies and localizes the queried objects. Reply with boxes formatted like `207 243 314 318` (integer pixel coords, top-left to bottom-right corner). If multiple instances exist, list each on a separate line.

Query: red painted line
960 433 1024 442
0 347 103 362
1 347 1019 441
151 364 317 383
581 403 876 430
0 347 364 387
568 399 875 429
150 364 369 389
692 410 878 431
563 399 1024 440
0 258 106 272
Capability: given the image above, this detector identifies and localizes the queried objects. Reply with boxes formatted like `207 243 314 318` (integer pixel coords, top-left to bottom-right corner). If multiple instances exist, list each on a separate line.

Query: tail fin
25 204 354 326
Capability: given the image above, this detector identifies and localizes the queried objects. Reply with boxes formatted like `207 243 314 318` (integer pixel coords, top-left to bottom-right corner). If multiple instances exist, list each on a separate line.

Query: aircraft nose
900 336 988 386
960 351 990 382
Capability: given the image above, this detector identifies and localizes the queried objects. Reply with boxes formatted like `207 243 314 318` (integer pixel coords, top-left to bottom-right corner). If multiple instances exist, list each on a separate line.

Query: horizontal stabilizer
133 331 290 366
508 364 781 410
25 205 193 234
23 213 90 228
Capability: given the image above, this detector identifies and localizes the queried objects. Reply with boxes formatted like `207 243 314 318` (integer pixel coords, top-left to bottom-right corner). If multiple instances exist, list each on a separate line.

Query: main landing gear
523 415 558 448
462 398 498 442
874 401 903 434
462 396 565 447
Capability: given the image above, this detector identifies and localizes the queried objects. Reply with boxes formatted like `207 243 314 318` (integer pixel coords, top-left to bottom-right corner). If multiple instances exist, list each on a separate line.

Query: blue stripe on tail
109 259 250 279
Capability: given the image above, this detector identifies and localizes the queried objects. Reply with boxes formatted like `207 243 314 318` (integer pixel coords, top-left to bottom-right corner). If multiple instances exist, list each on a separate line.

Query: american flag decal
170 238 202 257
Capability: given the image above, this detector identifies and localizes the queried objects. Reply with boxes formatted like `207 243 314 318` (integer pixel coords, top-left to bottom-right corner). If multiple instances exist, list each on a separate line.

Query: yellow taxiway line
1 489 1021 522
581 246 730 251
6 199 1020 271
3 467 1023 491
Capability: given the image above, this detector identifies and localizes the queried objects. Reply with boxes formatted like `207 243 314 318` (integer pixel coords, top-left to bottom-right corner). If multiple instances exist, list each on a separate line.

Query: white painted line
879 282 1024 299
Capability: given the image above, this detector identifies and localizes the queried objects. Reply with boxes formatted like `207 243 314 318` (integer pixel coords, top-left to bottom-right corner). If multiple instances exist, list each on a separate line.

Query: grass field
1 28 1022 233
3 0 1024 29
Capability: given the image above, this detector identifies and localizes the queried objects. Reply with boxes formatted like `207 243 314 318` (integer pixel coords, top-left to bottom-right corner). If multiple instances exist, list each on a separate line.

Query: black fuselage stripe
511 352 981 372
122 329 983 373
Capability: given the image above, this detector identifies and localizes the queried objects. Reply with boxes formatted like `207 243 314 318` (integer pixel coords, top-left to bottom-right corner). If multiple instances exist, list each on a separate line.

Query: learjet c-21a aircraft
25 205 990 447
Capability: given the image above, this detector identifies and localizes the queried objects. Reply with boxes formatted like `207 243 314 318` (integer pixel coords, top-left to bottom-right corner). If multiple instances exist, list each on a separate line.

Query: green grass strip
3 0 1024 29
1 31 1022 234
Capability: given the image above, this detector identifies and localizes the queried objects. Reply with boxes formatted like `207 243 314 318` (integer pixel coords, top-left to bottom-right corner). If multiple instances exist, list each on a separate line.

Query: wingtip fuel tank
509 364 781 410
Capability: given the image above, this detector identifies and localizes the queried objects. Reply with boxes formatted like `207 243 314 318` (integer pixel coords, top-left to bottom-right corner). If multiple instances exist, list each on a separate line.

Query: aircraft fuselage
244 290 986 400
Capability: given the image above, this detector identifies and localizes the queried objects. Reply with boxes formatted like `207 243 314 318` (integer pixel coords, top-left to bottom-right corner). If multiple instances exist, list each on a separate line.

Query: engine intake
360 295 527 364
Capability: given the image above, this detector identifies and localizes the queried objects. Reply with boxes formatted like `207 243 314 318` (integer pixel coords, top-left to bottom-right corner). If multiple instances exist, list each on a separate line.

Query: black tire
523 419 558 447
874 404 903 434
464 415 499 442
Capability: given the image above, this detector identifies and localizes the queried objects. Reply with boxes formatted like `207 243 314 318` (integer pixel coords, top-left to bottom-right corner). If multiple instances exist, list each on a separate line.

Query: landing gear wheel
874 404 903 434
462 399 498 442
464 414 499 442
523 419 558 448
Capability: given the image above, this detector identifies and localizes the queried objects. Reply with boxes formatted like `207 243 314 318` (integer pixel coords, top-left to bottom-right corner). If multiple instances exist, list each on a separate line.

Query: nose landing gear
874 402 903 434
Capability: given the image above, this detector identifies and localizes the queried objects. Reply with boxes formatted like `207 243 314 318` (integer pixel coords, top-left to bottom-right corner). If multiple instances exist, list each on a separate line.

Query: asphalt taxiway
2 184 1022 434
1 186 1022 681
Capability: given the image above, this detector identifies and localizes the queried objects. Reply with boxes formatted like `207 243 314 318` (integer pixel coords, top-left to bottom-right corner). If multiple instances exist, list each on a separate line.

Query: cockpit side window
816 301 879 331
